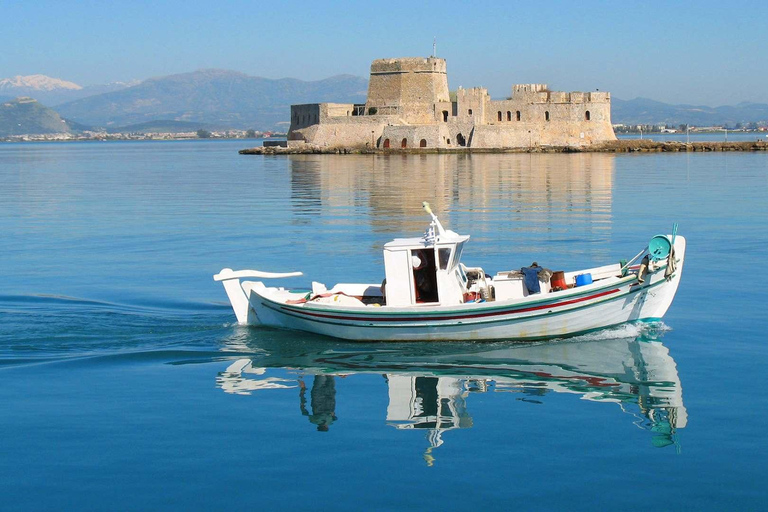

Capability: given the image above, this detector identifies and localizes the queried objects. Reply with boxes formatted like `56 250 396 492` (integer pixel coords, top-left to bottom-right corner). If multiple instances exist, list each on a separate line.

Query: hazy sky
2 0 766 106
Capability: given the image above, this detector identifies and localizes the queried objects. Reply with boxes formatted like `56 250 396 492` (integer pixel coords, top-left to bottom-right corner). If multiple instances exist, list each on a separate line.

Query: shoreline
240 139 768 155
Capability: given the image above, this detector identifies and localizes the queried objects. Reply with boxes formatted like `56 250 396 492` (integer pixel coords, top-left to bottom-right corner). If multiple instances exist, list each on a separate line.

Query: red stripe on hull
278 288 621 323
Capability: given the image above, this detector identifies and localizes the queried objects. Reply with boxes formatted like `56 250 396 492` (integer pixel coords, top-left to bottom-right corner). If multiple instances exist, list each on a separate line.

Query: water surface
1 140 767 510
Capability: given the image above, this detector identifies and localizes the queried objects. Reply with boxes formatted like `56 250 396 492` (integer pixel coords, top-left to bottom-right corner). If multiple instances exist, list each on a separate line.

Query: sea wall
241 139 768 155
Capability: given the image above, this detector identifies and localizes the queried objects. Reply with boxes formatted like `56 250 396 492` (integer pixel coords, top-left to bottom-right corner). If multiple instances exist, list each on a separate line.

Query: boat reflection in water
216 324 686 461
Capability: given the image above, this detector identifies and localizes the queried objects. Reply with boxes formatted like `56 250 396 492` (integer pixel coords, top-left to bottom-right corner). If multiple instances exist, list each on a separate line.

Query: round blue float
649 235 672 261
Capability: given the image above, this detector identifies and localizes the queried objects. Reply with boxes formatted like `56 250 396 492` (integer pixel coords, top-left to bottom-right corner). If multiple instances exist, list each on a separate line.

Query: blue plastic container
575 273 593 287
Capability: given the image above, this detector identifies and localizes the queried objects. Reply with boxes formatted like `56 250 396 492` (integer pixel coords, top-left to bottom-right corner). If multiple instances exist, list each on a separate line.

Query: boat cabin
383 225 470 307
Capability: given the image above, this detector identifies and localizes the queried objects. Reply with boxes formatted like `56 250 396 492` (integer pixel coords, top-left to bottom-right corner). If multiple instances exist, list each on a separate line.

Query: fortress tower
365 57 450 124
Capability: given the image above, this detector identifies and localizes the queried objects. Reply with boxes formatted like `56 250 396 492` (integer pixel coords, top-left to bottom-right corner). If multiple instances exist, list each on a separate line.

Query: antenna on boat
422 201 446 237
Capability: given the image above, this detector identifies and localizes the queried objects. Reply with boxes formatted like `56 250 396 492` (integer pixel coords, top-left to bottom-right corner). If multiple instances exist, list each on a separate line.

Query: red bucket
551 271 567 291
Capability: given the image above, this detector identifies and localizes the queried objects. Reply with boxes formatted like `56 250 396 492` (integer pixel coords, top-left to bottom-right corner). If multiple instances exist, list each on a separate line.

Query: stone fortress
288 56 616 150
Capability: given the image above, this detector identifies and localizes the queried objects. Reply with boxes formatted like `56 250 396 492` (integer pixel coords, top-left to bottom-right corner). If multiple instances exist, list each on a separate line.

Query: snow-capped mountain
0 74 138 106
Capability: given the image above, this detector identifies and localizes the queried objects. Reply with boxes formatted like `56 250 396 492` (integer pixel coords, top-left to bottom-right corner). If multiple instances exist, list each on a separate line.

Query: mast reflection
216 326 686 459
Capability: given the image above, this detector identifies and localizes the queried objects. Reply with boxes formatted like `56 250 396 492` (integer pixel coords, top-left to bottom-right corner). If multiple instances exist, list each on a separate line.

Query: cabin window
451 242 465 269
545 111 550 122
497 111 502 122
438 248 451 270
516 111 521 121
420 139 427 148
585 110 591 121
507 111 512 121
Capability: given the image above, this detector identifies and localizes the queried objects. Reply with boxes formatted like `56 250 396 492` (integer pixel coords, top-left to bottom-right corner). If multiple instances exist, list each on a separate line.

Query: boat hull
241 237 685 341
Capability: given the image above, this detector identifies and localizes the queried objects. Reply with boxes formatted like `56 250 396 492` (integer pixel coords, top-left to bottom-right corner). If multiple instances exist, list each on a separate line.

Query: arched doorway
383 138 390 148
420 139 427 148
401 138 407 148
457 133 466 147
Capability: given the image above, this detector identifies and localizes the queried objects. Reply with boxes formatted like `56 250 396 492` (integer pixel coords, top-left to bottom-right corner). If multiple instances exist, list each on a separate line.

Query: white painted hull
235 237 685 342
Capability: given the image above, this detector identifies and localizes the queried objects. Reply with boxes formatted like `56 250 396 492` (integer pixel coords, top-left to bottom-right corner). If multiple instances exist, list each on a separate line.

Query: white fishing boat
215 203 685 341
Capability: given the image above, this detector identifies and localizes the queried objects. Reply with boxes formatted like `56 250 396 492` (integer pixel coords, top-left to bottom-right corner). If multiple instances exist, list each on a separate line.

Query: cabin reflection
216 330 686 458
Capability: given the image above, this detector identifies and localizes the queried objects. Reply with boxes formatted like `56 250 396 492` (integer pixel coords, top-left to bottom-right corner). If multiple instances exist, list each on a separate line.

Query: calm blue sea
2 140 767 511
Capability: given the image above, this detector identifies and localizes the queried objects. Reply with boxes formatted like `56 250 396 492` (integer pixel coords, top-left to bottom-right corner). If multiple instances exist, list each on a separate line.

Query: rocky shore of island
239 139 768 155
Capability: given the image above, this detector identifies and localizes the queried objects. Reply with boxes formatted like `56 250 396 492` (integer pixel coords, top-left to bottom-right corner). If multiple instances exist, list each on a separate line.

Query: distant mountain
0 74 138 106
55 69 369 130
612 97 768 126
0 97 83 136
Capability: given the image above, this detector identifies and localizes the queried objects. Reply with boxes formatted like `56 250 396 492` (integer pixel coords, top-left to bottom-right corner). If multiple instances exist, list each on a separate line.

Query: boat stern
214 268 260 325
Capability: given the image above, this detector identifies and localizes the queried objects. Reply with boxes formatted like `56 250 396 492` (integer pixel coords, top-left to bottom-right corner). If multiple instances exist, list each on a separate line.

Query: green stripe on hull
258 277 667 332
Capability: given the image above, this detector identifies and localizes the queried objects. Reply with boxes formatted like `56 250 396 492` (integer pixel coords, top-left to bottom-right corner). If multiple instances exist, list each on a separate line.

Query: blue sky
2 0 766 105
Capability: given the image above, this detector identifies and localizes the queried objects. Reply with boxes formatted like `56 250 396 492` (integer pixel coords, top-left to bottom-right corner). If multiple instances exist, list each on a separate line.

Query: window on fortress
420 139 427 148
545 111 550 122
442 111 449 122
507 111 512 121
497 111 502 122
585 111 591 121
516 111 521 121
468 109 473 116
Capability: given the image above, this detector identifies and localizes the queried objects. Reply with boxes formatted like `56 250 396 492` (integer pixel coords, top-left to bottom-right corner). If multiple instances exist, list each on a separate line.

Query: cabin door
411 249 439 303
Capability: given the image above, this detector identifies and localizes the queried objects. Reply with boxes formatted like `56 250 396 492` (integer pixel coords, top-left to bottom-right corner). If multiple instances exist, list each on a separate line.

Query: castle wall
455 88 489 126
289 104 322 136
290 110 391 148
379 124 453 149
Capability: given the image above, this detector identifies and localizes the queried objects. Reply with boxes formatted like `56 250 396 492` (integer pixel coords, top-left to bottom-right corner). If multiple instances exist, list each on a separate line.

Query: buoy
648 235 672 261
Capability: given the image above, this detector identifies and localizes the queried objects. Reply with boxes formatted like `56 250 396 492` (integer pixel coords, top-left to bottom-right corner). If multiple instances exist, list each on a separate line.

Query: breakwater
240 139 768 155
